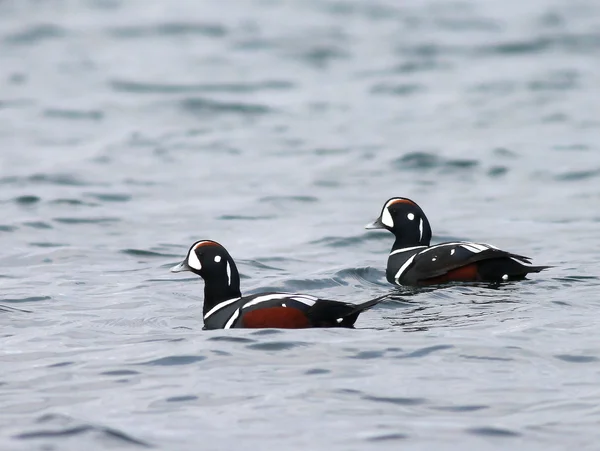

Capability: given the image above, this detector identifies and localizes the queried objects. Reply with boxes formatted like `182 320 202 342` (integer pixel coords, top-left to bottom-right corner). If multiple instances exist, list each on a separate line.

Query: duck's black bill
365 218 385 230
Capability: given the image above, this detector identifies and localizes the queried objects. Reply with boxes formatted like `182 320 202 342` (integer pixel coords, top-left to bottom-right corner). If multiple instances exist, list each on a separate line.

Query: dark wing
305 296 384 327
404 242 529 282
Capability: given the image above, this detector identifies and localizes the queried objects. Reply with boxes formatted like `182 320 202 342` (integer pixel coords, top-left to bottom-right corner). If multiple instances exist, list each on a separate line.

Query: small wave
85 193 132 202
4 24 67 45
137 355 205 366
554 354 599 363
53 217 119 224
432 404 488 412
366 433 409 442
0 225 17 232
208 336 256 344
555 169 600 181
0 174 92 187
29 242 65 248
111 79 293 94
121 249 180 258
14 413 152 447
100 370 140 376
166 395 197 403
321 2 400 21
218 215 275 221
181 97 272 116
23 221 53 229
12 195 40 205
466 426 521 438
246 341 310 351
370 83 423 96
1 296 51 303
396 344 454 359
478 32 600 55
488 166 508 177
292 45 349 69
0 304 32 313
43 108 104 121
332 266 388 287
50 198 97 206
362 395 427 406
310 233 390 248
259 195 318 204
349 350 385 359
393 152 479 171
108 22 226 39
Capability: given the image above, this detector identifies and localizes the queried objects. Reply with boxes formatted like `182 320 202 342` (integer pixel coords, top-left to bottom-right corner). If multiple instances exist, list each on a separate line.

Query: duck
366 197 551 286
171 240 384 329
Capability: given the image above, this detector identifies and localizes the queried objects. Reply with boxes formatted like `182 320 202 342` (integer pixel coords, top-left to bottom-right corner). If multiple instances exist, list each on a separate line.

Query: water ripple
4 24 67 45
138 355 206 366
108 22 227 38
181 97 272 116
393 152 479 172
14 414 152 448
111 79 294 94
362 395 427 406
246 341 310 351
466 426 521 438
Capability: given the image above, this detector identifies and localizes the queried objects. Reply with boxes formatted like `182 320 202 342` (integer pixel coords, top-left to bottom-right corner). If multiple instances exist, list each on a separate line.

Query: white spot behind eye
214 255 221 263
432 257 437 261
188 251 201 270
381 208 394 227
282 303 286 307
407 213 415 221
450 249 456 255
502 274 508 280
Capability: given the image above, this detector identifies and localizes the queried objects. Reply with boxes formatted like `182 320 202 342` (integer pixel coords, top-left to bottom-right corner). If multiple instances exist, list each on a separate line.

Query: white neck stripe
204 297 241 319
390 246 426 256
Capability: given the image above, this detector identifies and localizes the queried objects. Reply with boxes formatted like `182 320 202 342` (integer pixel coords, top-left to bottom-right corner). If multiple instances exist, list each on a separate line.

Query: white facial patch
214 255 221 263
450 249 456 255
187 249 202 270
407 213 415 221
381 208 394 227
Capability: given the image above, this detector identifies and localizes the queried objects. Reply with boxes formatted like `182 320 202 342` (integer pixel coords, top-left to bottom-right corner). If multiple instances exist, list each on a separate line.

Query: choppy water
1 0 600 449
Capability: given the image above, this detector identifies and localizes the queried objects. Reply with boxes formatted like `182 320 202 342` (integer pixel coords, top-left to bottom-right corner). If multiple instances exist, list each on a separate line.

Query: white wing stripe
418 242 463 255
224 309 240 329
242 293 316 309
511 257 532 266
204 297 241 319
291 296 317 306
394 254 417 283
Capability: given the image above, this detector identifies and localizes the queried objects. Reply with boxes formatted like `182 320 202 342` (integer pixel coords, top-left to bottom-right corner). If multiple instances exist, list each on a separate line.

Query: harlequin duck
171 240 384 329
366 197 551 286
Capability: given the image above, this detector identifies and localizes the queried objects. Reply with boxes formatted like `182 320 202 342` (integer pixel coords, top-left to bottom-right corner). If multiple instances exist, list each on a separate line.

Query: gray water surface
1 0 600 449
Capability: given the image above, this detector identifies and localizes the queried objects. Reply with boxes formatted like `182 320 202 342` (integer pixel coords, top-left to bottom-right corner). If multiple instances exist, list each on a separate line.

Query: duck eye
407 213 415 220
214 255 222 263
